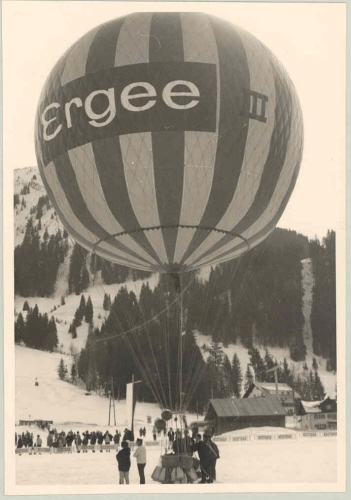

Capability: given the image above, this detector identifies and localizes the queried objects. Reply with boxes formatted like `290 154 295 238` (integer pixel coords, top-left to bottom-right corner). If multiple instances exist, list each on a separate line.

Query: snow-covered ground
14 345 339 488
15 438 337 486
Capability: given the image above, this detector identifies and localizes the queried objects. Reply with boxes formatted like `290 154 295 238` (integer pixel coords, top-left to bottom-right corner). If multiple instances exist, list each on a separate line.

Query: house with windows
243 382 302 415
297 397 337 431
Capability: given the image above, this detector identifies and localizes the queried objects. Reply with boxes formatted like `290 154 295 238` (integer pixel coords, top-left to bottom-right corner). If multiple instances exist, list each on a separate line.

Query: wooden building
297 397 337 431
243 382 302 415
205 397 286 435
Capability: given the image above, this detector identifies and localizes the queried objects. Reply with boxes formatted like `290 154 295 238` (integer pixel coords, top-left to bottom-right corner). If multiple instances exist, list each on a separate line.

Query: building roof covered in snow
205 396 286 419
300 400 322 413
299 397 337 415
243 382 302 401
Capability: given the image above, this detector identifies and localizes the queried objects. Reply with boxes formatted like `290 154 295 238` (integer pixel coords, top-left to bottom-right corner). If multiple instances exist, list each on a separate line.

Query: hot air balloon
35 13 303 480
35 12 303 276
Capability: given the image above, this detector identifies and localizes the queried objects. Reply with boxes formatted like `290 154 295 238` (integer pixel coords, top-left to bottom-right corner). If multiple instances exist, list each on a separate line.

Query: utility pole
108 376 116 426
266 365 280 400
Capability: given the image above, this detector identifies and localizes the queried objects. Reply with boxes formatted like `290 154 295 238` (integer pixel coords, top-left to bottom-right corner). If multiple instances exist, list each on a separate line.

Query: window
314 413 325 419
315 424 326 430
327 413 337 419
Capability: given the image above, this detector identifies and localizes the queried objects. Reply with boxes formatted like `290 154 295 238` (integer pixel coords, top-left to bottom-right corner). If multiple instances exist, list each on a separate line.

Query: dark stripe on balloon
149 13 185 264
91 137 163 265
85 17 125 75
37 161 147 268
151 132 185 264
190 151 302 270
149 12 184 62
180 17 250 266
52 152 154 265
188 52 294 265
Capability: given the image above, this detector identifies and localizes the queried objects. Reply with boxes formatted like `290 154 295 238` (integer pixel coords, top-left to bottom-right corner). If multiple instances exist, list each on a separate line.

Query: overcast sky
3 1 346 240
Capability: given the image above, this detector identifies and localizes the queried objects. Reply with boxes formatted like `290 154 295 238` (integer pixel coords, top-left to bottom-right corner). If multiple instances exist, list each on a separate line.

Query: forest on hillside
14 184 336 408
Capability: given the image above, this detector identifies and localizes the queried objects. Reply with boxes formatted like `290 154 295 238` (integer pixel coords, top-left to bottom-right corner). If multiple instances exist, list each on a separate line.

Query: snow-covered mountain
14 167 337 399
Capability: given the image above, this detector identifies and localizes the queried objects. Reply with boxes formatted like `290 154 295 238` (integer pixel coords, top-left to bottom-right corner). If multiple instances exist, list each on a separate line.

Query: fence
211 430 337 444
15 430 337 454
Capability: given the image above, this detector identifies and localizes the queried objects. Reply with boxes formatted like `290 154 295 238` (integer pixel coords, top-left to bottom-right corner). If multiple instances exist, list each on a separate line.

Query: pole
108 389 111 426
112 377 116 425
179 273 183 413
274 368 279 400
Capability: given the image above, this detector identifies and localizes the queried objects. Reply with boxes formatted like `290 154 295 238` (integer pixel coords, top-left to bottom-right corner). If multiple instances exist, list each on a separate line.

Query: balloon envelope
35 12 303 273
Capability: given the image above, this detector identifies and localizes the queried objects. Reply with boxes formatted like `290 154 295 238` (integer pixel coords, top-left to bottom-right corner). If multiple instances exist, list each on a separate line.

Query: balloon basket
152 454 200 484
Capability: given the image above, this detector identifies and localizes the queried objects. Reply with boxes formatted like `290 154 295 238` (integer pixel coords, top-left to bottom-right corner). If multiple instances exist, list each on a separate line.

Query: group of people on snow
16 426 220 483
16 431 42 454
16 428 125 454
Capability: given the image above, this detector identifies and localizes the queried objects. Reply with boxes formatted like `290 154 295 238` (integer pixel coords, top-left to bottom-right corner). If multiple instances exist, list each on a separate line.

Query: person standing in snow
47 431 54 454
35 435 42 455
193 432 220 483
28 433 34 455
17 435 23 455
97 431 104 452
116 441 131 484
104 430 113 452
167 427 175 450
133 438 146 484
75 431 82 453
90 431 97 452
113 430 120 451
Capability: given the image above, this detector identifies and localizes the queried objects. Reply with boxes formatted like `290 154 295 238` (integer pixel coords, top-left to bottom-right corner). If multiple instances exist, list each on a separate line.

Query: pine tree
232 353 243 398
72 307 83 328
15 313 26 344
71 325 77 339
80 268 90 292
313 371 326 400
103 293 111 311
23 301 30 311
44 316 58 352
61 296 65 306
248 347 266 382
244 364 254 392
71 362 77 382
222 355 234 397
58 359 67 380
312 358 318 370
263 349 276 382
79 295 86 314
85 296 94 324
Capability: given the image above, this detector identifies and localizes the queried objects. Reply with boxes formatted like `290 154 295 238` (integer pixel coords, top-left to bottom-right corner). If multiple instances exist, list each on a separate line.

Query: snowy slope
14 167 62 247
16 345 172 429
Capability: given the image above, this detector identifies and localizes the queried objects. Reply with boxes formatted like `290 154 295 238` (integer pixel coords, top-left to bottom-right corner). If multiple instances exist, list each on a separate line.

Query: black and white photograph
3 0 346 494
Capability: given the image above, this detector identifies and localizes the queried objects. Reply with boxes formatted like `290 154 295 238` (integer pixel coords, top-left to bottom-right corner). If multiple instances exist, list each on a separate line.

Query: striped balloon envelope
35 12 303 274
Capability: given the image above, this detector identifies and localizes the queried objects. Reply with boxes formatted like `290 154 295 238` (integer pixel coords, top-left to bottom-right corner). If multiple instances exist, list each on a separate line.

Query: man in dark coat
116 441 131 484
193 433 220 483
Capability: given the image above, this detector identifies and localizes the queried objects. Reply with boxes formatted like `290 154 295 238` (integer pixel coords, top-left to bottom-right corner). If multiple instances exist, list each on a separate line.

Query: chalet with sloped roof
297 397 337 431
205 397 286 435
243 382 301 415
